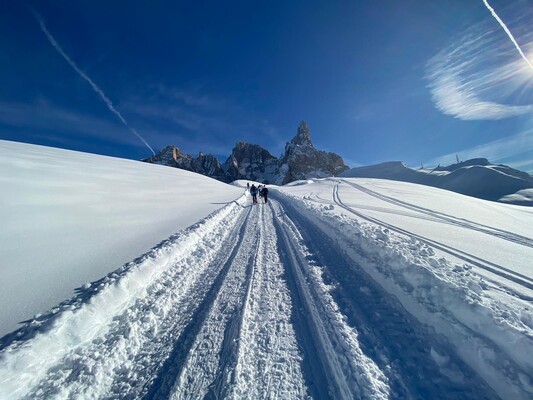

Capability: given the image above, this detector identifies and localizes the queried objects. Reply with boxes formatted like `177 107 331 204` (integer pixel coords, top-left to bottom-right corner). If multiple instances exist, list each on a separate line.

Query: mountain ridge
144 121 349 184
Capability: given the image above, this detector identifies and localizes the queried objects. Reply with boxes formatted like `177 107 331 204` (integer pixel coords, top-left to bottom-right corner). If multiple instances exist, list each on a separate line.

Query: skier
261 186 269 204
250 184 258 204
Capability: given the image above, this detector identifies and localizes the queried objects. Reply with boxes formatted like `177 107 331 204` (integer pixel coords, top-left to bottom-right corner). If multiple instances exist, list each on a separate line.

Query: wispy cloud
426 4 533 120
426 129 533 172
0 100 144 147
31 8 155 154
123 85 284 155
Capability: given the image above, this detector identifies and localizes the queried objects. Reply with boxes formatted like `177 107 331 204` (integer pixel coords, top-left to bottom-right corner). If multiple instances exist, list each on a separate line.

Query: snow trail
276 183 532 399
1 184 530 399
272 199 390 399
0 198 248 398
230 203 307 399
275 193 499 399
167 205 260 399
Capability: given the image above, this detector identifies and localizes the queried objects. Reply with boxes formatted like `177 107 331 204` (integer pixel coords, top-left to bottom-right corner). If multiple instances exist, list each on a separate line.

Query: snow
0 140 243 336
500 189 533 205
1 142 532 399
341 160 533 205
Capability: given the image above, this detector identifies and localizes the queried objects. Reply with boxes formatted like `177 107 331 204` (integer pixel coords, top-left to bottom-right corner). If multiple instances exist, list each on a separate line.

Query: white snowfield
1 142 532 399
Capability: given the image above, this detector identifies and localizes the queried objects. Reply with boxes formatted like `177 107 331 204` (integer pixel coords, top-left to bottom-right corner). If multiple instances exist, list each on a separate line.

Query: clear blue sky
1 0 532 171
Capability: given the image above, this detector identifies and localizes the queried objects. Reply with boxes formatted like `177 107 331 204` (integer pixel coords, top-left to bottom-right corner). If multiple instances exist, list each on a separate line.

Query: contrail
482 0 533 72
30 9 155 155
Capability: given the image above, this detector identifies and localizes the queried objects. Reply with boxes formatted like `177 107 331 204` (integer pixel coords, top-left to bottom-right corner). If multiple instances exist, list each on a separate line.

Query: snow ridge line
284 186 533 400
340 178 533 248
271 200 390 399
0 195 247 399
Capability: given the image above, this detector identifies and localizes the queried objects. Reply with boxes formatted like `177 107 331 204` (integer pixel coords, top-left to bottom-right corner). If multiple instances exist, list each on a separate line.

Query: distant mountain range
143 122 532 206
144 121 349 185
341 158 533 206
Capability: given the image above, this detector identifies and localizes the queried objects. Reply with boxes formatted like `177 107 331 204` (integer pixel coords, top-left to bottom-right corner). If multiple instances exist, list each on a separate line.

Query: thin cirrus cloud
426 6 533 121
0 100 144 147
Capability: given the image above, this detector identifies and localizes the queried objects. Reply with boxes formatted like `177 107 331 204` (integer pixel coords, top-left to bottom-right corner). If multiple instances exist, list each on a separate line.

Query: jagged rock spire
292 121 313 147
144 121 348 185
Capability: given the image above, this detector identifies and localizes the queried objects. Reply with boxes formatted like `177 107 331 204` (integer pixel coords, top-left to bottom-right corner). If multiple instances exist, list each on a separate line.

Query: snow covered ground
0 140 243 336
1 142 532 399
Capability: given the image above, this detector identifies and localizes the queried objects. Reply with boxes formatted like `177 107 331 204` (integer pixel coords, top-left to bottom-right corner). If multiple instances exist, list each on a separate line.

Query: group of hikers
247 183 269 204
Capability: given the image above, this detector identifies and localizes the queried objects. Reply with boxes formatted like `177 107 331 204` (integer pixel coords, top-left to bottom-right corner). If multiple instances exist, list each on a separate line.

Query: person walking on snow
261 186 269 204
250 184 258 204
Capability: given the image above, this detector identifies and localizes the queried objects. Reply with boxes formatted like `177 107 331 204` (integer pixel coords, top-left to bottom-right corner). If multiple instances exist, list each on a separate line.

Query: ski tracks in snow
0 188 529 399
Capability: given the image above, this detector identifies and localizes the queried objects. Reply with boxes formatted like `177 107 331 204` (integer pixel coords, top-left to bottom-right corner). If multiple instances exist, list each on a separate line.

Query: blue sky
1 0 532 172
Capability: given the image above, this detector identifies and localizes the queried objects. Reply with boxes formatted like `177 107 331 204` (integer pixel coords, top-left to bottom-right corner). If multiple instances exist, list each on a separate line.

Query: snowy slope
0 140 243 336
1 143 532 399
340 160 533 205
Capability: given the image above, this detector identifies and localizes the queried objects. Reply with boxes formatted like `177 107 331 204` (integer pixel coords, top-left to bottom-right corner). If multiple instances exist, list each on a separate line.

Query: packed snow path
1 189 531 399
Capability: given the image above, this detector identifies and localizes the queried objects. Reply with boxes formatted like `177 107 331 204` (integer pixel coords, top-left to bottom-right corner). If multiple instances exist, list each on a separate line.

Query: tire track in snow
332 182 533 294
271 199 390 399
162 203 258 399
230 203 307 399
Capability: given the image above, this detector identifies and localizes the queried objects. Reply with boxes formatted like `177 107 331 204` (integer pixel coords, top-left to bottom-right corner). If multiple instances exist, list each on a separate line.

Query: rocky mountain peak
144 122 348 185
277 122 348 184
292 121 313 147
144 145 181 166
223 142 279 183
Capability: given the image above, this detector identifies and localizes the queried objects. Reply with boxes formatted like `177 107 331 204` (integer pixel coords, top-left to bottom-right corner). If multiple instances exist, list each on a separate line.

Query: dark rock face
190 153 227 182
144 145 226 181
144 121 349 185
277 121 349 184
144 145 181 167
223 142 279 184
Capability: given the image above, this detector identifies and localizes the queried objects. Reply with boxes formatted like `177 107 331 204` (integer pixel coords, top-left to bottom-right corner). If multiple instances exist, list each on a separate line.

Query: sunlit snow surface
1 142 532 399
0 140 243 336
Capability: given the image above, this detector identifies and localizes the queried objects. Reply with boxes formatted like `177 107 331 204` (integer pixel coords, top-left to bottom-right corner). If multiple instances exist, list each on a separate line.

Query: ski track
331 181 533 299
275 194 499 400
1 187 531 399
340 179 533 249
272 200 390 399
230 203 307 399
285 183 532 399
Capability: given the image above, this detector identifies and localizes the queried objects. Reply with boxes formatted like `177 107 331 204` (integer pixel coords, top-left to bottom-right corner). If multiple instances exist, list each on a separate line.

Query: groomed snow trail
0 188 525 399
